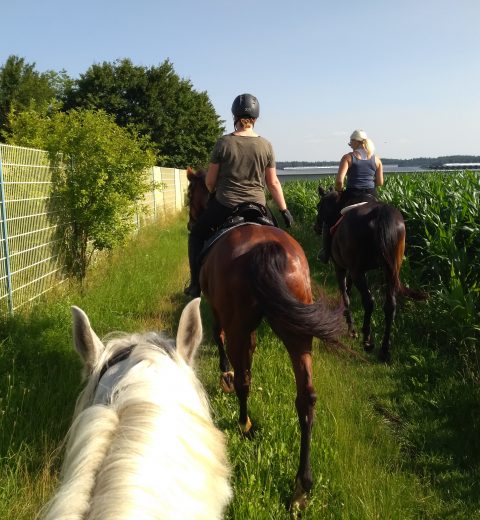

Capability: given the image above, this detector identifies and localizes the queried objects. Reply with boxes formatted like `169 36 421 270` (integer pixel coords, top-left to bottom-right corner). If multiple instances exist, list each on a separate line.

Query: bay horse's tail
375 205 427 301
247 242 345 341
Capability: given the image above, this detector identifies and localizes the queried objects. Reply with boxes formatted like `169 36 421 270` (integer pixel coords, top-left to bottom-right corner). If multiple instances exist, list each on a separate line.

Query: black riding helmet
231 93 260 119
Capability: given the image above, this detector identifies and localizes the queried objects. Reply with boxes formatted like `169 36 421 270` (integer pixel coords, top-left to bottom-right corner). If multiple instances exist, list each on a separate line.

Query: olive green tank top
210 134 275 208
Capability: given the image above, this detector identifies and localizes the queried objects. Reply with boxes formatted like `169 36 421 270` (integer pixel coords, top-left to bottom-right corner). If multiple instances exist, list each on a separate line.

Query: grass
0 208 479 519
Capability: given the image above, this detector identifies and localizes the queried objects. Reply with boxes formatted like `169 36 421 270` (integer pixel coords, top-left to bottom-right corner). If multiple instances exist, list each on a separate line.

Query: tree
0 55 69 140
7 107 156 279
64 59 223 168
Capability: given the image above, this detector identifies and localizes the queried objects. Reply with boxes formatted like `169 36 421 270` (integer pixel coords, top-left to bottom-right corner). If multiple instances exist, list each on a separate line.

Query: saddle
200 202 276 261
330 202 369 235
226 201 276 228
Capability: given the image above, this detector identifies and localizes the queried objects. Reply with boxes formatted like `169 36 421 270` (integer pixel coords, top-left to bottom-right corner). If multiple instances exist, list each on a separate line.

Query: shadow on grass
291 219 480 515
0 308 82 473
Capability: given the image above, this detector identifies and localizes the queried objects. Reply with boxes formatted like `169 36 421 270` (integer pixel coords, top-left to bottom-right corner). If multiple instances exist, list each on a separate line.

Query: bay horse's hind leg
226 329 257 436
352 272 375 351
212 312 234 393
283 336 316 513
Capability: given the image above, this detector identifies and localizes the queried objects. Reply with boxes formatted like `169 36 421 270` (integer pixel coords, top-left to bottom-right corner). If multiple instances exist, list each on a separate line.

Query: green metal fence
0 144 187 314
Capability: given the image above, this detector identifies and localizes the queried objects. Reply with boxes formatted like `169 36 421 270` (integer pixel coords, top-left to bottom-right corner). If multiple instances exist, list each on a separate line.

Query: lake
277 165 426 183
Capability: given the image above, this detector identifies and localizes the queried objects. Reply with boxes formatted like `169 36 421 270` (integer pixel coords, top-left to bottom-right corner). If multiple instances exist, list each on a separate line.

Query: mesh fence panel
0 144 188 314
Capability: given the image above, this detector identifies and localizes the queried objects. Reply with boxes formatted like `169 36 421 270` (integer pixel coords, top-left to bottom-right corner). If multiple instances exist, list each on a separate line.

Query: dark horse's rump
186 169 344 512
315 186 427 362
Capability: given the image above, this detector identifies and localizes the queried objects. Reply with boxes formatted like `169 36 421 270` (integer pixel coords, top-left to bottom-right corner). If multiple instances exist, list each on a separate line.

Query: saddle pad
340 201 368 215
200 222 262 262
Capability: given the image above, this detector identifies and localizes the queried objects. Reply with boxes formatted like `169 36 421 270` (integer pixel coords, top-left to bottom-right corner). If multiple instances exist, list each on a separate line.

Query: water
277 165 426 183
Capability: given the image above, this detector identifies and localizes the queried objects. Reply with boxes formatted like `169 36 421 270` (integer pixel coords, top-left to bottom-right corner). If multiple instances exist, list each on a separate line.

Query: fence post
0 151 13 314
152 167 157 219
174 168 182 211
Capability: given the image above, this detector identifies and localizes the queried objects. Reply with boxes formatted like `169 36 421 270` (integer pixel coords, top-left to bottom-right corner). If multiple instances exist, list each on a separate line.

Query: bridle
97 344 136 382
96 341 175 389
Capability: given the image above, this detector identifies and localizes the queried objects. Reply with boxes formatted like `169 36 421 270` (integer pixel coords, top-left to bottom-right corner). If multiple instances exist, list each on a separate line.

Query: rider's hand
281 209 294 228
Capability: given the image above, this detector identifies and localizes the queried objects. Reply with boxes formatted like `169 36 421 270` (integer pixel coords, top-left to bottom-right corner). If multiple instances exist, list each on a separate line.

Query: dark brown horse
186 170 344 511
314 186 427 362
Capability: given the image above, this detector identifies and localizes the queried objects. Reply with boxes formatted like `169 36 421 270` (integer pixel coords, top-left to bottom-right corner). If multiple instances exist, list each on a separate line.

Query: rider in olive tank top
184 94 294 297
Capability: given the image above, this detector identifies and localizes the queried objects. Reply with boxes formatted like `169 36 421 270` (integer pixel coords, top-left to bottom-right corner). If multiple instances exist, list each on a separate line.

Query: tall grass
0 216 190 519
283 171 480 368
283 171 480 518
1 182 479 518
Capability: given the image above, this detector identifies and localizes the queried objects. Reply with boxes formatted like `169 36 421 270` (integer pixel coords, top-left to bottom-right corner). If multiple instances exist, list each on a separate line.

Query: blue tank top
346 153 376 189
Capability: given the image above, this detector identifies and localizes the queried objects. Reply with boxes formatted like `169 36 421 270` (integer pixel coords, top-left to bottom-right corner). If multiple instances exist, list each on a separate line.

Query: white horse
41 298 231 520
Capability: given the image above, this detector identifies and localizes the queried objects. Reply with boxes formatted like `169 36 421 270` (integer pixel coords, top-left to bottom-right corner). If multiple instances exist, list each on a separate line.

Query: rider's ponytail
364 138 375 159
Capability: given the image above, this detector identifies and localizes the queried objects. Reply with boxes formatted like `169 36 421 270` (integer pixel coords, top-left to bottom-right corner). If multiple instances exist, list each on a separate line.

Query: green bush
7 107 156 278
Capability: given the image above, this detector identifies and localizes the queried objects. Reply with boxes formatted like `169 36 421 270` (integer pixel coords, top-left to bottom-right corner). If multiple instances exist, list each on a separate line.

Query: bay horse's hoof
219 371 235 393
239 416 253 438
290 478 309 516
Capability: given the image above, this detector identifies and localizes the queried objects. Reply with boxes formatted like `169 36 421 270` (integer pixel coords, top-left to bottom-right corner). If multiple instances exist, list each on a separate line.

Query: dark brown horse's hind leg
379 283 397 363
335 266 357 338
352 272 375 351
284 340 316 513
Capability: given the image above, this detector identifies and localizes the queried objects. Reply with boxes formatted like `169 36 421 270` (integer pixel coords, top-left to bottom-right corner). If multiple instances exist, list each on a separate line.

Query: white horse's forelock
41 332 231 520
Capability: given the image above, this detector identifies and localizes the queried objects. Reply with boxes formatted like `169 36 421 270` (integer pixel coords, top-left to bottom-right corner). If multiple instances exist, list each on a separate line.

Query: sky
1 0 479 162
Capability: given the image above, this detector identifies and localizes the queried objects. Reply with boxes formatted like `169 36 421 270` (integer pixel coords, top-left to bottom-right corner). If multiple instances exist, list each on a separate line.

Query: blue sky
2 0 478 161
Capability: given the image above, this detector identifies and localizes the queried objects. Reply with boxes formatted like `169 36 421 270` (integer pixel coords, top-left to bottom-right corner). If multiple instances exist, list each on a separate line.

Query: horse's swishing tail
247 241 345 340
375 204 427 301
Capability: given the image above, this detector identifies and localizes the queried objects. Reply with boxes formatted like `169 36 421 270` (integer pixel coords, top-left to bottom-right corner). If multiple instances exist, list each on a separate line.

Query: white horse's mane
41 302 231 520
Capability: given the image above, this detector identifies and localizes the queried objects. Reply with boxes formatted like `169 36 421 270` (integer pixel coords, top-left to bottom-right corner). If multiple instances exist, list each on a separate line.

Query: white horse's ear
176 298 203 365
71 306 105 372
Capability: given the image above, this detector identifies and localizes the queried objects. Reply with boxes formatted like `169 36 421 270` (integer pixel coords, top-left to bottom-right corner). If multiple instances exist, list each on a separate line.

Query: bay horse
314 186 427 362
41 298 231 520
186 169 344 512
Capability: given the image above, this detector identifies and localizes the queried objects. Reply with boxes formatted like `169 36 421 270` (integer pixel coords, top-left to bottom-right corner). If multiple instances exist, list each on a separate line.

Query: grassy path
0 212 475 518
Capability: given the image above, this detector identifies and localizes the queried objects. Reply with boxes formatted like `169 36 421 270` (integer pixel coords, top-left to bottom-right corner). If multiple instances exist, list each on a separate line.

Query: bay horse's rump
201 224 343 342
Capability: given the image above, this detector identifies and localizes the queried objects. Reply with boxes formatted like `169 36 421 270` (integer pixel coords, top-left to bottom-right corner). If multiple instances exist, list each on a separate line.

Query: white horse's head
71 298 204 407
41 299 232 520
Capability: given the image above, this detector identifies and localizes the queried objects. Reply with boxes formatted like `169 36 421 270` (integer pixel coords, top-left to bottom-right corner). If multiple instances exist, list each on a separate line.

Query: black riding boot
184 234 204 297
317 222 331 263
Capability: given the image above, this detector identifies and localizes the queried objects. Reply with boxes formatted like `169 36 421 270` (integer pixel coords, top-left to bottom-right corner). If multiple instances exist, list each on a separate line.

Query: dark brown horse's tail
247 242 345 341
375 205 428 301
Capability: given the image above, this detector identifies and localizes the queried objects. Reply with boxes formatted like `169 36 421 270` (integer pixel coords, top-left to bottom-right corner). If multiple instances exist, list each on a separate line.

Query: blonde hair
363 138 375 158
350 129 375 159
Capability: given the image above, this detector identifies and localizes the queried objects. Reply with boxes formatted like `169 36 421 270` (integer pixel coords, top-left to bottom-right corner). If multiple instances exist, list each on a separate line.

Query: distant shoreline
276 155 480 172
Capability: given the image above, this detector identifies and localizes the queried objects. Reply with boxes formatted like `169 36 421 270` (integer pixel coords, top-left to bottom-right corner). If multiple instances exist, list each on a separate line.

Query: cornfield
283 170 480 376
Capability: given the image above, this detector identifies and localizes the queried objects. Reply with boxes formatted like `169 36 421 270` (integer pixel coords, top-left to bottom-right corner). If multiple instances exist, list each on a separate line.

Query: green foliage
381 171 480 367
282 177 334 223
283 171 480 373
1 213 479 518
0 55 70 141
63 59 224 168
7 107 155 279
